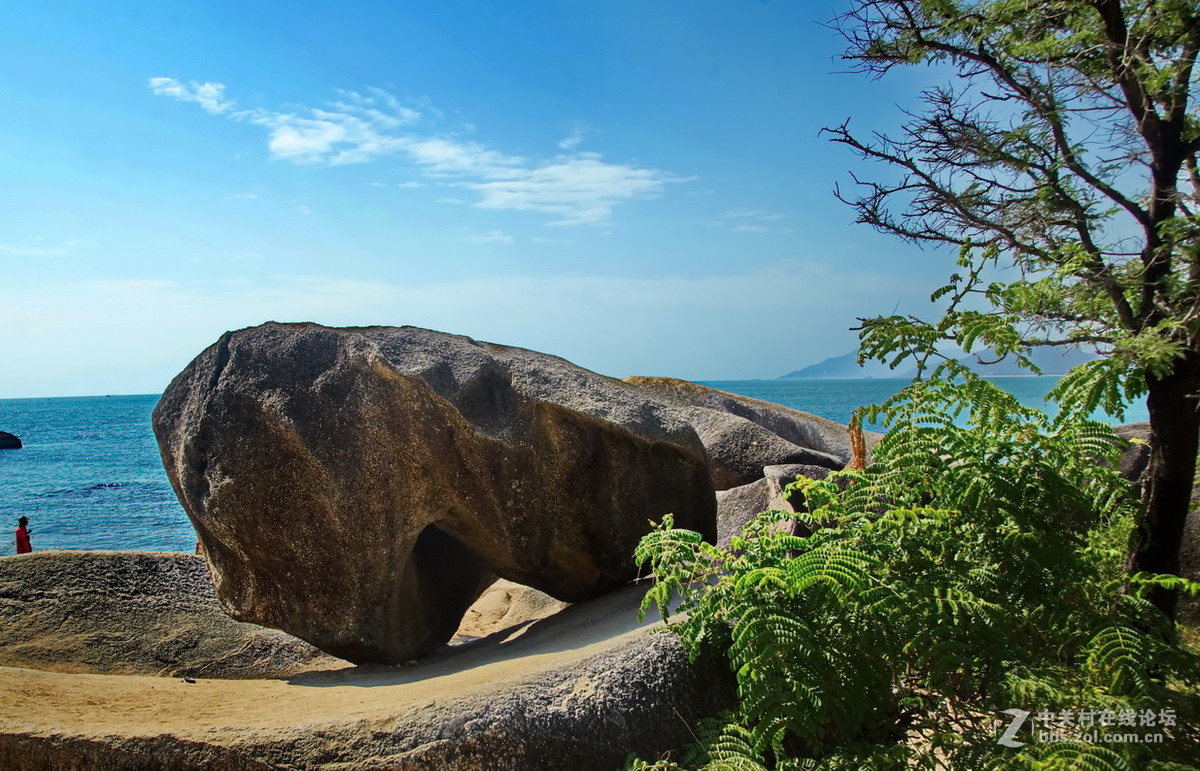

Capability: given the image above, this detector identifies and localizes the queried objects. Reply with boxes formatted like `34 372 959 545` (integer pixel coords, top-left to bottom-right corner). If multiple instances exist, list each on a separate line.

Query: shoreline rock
153 323 716 664
0 582 735 770
624 376 881 490
0 550 342 679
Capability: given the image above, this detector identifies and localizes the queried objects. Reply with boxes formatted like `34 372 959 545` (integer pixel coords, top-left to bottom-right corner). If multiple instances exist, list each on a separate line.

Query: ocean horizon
0 377 1150 555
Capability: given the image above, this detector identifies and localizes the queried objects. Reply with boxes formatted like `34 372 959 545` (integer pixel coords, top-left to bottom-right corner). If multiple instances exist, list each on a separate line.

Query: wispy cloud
468 153 681 226
558 123 589 151
149 78 685 225
724 208 786 222
466 229 515 244
714 208 789 233
148 78 234 115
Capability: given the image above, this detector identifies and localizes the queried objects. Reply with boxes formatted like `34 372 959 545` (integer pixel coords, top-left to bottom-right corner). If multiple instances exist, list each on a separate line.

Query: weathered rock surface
1114 422 1152 485
0 550 341 679
0 432 21 450
716 464 832 546
153 323 716 664
0 583 735 770
454 579 569 640
624 376 880 489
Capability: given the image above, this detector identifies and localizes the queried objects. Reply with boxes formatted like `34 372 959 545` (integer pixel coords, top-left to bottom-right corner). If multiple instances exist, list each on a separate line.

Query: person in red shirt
15 516 31 554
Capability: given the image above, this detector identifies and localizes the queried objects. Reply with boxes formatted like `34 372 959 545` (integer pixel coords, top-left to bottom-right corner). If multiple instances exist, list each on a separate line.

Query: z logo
997 708 1030 748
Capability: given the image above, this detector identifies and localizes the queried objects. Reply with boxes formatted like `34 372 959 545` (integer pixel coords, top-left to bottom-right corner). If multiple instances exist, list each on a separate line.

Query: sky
1 0 956 398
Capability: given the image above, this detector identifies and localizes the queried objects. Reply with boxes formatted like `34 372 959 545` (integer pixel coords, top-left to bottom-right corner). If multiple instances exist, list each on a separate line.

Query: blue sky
2 0 953 398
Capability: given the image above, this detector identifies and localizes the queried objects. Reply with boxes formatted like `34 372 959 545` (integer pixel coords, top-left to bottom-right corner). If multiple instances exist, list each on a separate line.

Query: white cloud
716 208 789 233
247 104 415 166
469 154 677 226
558 123 589 151
296 205 312 215
149 79 684 225
466 230 515 244
397 181 425 188
148 77 234 114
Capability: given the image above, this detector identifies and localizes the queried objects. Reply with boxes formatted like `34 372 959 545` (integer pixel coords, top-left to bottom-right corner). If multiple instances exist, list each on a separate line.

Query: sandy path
0 584 660 742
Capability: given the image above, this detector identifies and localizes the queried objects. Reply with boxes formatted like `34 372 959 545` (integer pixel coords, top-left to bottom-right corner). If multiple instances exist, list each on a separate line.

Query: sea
0 378 1149 556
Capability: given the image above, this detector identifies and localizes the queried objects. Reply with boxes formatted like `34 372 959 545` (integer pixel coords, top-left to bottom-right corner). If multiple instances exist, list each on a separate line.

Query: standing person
15 516 31 554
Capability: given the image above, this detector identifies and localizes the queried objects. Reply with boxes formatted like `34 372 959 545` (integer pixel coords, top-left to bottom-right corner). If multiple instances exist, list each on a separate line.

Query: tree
824 0 1200 618
631 379 1200 768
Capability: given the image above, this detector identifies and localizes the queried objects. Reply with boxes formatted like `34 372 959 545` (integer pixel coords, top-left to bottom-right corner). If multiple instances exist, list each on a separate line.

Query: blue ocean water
0 379 1149 554
0 395 193 555
703 377 1150 428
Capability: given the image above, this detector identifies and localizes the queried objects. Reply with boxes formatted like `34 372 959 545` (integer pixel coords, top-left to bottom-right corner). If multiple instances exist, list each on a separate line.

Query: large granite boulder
0 551 341 679
153 323 716 664
624 376 880 489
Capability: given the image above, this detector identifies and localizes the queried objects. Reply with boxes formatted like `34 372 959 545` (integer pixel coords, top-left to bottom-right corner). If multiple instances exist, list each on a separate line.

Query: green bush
632 377 1200 770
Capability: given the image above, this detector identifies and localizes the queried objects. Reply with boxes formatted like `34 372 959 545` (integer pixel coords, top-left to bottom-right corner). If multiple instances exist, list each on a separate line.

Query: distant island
780 348 1097 380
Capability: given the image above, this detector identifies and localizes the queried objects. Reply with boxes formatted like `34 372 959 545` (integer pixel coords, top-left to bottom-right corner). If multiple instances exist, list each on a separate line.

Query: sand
0 582 664 751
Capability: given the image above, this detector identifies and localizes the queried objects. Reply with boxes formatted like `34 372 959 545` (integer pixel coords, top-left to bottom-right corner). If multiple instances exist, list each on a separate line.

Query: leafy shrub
631 376 1200 769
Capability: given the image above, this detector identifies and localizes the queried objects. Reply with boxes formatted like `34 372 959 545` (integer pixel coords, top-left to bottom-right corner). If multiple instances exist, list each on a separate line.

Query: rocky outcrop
0 583 735 770
0 550 341 679
716 464 832 546
624 377 880 489
153 323 716 664
0 432 21 450
1114 422 1151 485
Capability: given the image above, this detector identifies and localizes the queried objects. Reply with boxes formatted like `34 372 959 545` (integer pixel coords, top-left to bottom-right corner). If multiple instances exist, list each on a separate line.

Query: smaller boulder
1114 422 1151 484
0 432 21 450
624 377 881 490
676 406 843 490
716 464 831 546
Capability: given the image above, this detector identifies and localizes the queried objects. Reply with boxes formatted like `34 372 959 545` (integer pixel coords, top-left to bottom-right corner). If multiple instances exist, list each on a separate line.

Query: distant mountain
779 347 1097 380
778 352 912 380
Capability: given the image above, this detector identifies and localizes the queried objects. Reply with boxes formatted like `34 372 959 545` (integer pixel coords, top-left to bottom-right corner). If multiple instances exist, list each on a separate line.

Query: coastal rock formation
1115 422 1151 485
153 323 716 664
0 551 340 679
716 464 832 546
0 582 735 770
624 376 880 489
0 432 21 450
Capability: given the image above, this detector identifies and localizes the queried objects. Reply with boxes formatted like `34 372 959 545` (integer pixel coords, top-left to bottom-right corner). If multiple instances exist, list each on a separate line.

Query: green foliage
832 0 1200 617
631 377 1200 769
